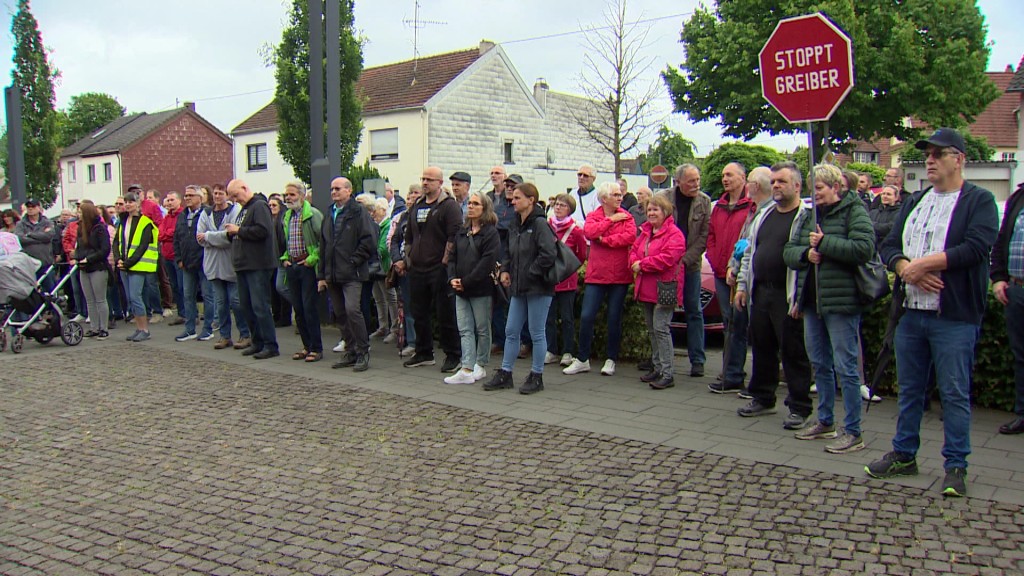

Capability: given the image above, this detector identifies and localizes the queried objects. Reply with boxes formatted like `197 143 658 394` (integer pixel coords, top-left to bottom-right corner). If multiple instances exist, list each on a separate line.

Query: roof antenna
402 0 446 86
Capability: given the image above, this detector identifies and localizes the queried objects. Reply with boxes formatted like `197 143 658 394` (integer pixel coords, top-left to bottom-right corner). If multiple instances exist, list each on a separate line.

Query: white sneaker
71 314 86 323
560 353 573 367
600 359 616 376
333 340 346 353
162 309 175 317
810 383 818 395
382 332 396 344
544 351 559 364
400 346 416 357
444 369 476 385
563 358 590 375
471 364 487 381
860 384 881 403
149 314 162 324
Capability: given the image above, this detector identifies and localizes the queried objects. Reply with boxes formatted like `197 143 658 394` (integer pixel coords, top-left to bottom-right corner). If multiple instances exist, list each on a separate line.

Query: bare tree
571 0 661 178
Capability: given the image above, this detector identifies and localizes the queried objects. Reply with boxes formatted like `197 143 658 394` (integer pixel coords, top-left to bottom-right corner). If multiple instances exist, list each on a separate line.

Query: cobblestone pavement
2 344 1024 575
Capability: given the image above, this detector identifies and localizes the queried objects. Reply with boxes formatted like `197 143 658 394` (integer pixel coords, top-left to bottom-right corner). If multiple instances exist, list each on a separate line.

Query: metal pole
308 0 330 212
326 0 341 181
5 85 26 211
807 121 820 311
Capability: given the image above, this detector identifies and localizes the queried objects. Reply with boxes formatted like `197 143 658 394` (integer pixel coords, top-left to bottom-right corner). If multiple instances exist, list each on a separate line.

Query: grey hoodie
197 203 242 282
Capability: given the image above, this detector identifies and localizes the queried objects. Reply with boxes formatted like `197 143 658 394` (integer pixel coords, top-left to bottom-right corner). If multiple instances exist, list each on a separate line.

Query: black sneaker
403 353 436 368
865 451 919 479
942 467 967 497
650 374 675 390
708 382 741 394
737 400 776 418
483 369 514 391
440 355 460 373
782 413 812 430
96 330 109 340
640 370 659 383
332 352 357 369
737 387 753 400
690 363 705 377
519 372 544 395
353 353 370 372
253 349 280 360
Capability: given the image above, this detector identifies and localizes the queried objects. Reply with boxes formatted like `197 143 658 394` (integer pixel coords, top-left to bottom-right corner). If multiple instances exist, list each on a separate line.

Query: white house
231 41 640 201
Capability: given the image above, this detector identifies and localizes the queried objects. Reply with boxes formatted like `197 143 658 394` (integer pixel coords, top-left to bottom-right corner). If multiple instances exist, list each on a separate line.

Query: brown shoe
214 338 233 349
233 337 252 350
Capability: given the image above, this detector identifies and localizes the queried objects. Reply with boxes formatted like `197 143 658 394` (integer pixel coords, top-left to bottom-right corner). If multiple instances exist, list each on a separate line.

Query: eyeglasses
554 201 569 208
420 177 440 182
467 201 483 206
925 148 959 160
577 173 594 178
330 186 345 191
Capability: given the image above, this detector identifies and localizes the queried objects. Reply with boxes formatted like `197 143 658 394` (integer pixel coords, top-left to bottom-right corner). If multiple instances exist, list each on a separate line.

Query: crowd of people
5 127 1022 499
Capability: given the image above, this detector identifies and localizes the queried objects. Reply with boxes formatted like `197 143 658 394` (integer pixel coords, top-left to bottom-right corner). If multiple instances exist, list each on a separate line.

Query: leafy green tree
638 126 696 173
664 1 999 163
898 132 996 162
788 146 810 181
57 92 126 147
5 0 59 207
272 0 363 184
845 162 886 184
347 159 383 193
701 142 785 199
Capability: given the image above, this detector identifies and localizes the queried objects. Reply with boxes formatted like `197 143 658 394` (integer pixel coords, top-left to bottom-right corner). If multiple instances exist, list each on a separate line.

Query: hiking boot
649 374 675 390
441 355 460 373
333 352 357 369
737 400 776 418
483 369 514 391
563 358 590 375
353 353 369 372
214 338 233 349
942 467 967 498
519 371 544 395
865 451 918 479
403 353 435 368
708 381 741 394
794 421 838 440
640 370 660 383
690 363 705 377
825 432 865 454
233 337 252 350
782 413 812 430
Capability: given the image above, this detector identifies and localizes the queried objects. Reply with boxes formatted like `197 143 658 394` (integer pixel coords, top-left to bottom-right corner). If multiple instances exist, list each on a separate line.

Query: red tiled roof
968 71 1018 147
231 47 483 133
1008 55 1024 92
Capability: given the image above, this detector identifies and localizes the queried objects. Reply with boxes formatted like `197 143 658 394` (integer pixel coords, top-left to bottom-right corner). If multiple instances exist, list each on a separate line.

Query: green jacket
377 217 391 271
280 201 324 269
783 191 876 315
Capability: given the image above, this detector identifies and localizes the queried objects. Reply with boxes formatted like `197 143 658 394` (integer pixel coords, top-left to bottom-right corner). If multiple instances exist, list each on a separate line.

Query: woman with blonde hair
72 200 112 339
369 197 399 342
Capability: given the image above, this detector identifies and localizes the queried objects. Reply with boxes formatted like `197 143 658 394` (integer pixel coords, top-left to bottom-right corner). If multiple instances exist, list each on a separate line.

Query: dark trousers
237 268 278 353
545 290 576 355
327 280 368 355
747 284 812 417
1008 285 1024 416
409 267 459 358
286 265 323 354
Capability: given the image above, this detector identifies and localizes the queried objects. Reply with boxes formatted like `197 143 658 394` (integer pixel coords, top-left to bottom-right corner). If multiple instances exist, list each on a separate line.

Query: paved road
1 327 1023 575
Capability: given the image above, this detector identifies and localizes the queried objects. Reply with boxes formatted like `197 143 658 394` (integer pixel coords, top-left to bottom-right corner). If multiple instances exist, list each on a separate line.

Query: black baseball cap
127 183 143 192
914 128 965 154
24 198 40 206
449 171 471 183
504 174 524 185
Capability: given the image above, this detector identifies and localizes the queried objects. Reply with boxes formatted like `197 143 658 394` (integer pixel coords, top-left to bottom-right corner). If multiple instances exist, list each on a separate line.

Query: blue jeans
163 259 184 315
286 265 323 353
181 267 214 335
545 290 576 355
576 283 628 361
683 269 706 366
69 268 87 317
502 294 552 374
397 275 415 348
1007 285 1024 416
804 310 863 436
237 269 278 353
723 304 748 385
120 272 149 318
892 310 978 470
143 272 162 316
456 295 491 370
210 278 249 340
106 276 123 320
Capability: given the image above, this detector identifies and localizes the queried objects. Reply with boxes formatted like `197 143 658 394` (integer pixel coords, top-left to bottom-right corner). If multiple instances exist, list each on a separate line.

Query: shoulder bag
544 221 582 286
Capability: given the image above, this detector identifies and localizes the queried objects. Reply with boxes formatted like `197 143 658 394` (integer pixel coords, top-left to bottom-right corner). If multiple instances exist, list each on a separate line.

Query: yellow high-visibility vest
126 216 158 273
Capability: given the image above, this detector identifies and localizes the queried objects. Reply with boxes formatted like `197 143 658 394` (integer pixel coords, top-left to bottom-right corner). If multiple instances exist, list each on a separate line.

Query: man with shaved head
394 165 463 372
224 179 279 359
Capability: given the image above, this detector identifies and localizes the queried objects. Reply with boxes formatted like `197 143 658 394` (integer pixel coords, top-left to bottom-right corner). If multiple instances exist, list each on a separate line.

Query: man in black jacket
317 177 377 372
173 185 214 341
225 179 279 359
991 181 1024 436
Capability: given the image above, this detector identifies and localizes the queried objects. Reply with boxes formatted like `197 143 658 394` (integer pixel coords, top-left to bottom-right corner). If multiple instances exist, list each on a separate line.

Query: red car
670 259 724 334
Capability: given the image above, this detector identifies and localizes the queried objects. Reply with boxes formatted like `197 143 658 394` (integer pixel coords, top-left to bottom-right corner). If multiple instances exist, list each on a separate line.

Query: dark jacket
231 193 277 271
113 214 157 271
72 217 111 274
503 204 557 297
991 182 1024 284
447 223 500 298
405 190 462 272
389 209 410 272
664 187 712 272
13 214 55 266
784 191 876 315
173 206 208 271
868 202 902 248
879 181 999 325
319 197 377 283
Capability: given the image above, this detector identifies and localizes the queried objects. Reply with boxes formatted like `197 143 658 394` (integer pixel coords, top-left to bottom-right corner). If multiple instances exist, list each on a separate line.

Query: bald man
224 179 279 359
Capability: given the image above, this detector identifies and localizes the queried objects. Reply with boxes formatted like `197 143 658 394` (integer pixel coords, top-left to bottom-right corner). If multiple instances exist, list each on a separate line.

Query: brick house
58 103 232 208
232 41 632 200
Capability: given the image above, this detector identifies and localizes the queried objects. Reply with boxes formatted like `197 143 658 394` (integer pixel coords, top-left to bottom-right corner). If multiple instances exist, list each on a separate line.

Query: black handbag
544 222 582 285
855 254 890 303
656 280 678 306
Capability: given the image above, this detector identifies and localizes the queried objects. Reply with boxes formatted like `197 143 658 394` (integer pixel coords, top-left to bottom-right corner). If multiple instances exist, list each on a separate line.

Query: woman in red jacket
564 181 637 377
630 194 686 389
545 193 588 367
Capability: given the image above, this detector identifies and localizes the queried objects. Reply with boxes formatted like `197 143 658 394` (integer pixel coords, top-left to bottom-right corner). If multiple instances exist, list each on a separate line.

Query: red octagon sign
758 13 854 124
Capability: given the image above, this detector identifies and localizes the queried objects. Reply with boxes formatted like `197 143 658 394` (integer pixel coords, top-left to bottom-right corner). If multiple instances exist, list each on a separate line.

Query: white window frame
370 128 399 161
87 164 96 183
247 143 268 171
103 162 112 182
67 161 76 183
1001 152 1016 162
503 140 514 165
852 151 879 164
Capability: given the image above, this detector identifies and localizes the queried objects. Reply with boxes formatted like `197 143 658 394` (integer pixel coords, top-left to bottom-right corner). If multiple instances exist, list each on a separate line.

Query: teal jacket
784 191 876 315
280 201 324 269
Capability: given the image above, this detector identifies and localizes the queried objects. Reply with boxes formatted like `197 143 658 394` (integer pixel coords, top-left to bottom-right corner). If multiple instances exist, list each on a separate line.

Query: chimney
1006 64 1014 73
533 78 549 110
183 101 196 112
479 40 495 55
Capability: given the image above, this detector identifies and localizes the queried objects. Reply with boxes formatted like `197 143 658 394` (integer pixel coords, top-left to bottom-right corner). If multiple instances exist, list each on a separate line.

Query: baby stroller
0 254 84 353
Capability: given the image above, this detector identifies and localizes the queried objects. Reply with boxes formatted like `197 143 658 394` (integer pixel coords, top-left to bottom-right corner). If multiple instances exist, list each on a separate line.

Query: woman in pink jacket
545 193 588 367
629 194 686 389
564 181 637 377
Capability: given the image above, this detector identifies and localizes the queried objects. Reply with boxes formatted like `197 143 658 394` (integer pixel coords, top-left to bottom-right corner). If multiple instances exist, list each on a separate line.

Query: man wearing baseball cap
866 127 998 497
450 171 471 216
14 198 56 288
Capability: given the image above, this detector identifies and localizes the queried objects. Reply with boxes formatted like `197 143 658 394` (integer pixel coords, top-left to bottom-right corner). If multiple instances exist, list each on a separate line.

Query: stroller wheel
62 321 84 346
0 330 6 352
11 333 24 354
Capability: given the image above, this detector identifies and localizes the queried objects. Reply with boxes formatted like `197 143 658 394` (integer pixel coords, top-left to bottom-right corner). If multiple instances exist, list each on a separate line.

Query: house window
1002 152 1016 162
247 143 268 171
370 128 399 161
87 164 96 183
503 140 514 164
103 162 112 182
852 151 879 164
67 161 76 183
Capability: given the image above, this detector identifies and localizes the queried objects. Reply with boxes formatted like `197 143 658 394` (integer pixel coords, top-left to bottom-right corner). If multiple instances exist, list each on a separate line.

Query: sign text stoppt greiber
773 43 841 94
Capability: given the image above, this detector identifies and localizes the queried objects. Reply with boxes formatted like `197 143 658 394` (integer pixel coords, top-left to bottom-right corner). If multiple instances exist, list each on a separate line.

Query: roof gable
59 108 233 158
1008 55 1024 92
232 102 278 134
968 71 1018 148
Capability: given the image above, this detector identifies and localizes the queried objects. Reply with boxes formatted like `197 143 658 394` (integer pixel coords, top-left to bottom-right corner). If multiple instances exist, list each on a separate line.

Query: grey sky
0 0 1020 156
